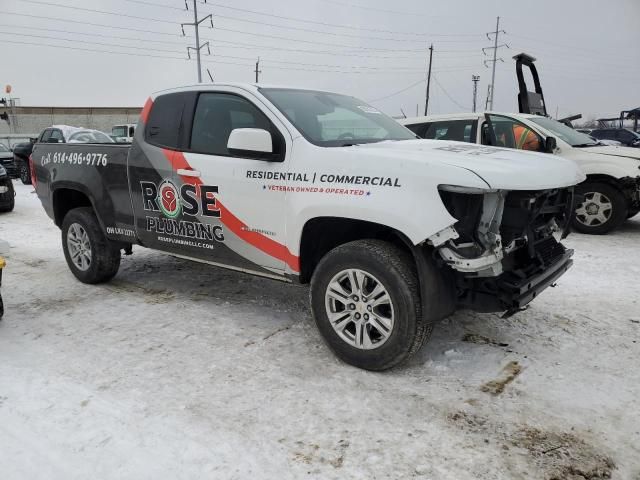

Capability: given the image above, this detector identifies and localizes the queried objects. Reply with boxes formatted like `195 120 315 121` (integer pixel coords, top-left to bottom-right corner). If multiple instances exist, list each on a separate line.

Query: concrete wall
0 106 142 138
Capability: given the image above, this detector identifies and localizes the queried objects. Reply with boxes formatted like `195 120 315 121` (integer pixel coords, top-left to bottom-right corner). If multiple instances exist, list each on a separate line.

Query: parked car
14 126 114 185
0 164 15 212
31 83 584 370
401 113 640 233
591 128 640 148
0 143 17 179
12 138 36 184
37 125 115 145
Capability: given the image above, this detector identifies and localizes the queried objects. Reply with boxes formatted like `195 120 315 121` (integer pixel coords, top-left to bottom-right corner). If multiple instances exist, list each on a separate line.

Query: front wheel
61 207 121 284
572 182 628 235
19 160 32 185
310 239 433 371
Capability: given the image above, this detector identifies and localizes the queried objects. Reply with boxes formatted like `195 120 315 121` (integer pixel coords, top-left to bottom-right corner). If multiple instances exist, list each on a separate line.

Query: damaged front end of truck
428 185 576 316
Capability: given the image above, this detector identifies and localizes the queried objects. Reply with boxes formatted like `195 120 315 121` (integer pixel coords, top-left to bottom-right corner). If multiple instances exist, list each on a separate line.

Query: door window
39 129 52 143
484 115 542 151
422 120 476 143
190 93 279 157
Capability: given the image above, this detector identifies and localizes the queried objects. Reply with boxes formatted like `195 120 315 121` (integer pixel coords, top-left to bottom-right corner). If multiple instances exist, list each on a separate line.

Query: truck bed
32 142 138 244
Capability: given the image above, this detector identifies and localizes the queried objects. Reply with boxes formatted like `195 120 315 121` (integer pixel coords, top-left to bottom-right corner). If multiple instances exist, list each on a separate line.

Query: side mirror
227 128 275 160
544 136 557 153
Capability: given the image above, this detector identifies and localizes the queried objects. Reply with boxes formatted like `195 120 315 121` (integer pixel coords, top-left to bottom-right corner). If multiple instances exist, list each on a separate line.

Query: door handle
177 168 201 178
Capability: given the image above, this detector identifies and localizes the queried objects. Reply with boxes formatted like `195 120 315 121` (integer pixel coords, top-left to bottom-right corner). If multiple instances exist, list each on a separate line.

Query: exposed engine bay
428 187 576 315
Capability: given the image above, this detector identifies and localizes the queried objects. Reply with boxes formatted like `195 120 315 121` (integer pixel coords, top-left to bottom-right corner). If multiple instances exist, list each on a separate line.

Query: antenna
181 0 214 83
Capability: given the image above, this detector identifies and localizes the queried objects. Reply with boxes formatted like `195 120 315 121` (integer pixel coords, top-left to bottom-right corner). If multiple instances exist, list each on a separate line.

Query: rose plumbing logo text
158 180 181 219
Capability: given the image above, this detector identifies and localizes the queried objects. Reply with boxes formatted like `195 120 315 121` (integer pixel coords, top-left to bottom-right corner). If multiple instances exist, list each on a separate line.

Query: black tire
61 207 121 284
572 182 628 235
627 208 639 220
19 160 32 185
310 239 435 371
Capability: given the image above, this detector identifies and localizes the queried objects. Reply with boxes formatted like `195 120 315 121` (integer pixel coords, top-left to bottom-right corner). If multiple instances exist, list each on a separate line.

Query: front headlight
0 165 6 176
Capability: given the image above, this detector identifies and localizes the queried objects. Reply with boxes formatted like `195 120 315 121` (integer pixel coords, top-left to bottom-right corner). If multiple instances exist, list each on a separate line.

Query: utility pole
254 57 262 83
472 75 480 113
424 44 433 116
482 16 508 110
181 0 213 83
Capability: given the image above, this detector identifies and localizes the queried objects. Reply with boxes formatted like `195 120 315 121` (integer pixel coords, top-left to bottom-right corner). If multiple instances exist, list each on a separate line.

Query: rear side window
593 130 613 140
423 120 476 143
145 93 190 149
405 122 429 137
190 92 279 157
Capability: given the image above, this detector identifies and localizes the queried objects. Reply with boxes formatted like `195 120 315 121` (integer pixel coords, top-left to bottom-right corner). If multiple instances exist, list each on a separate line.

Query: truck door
482 114 544 152
172 90 292 276
128 91 192 253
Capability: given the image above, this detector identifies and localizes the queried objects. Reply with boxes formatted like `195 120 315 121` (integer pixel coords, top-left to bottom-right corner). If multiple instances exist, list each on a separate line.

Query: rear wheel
572 182 627 235
310 239 435 371
19 160 31 185
61 207 120 284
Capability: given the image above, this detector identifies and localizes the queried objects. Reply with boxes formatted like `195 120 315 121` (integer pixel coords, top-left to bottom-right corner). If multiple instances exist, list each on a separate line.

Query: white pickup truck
32 83 584 370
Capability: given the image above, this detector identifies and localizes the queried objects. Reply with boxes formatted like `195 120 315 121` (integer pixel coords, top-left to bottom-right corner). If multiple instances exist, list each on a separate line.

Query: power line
120 0 482 38
20 0 177 24
0 29 445 71
0 37 432 75
19 0 480 45
367 78 426 103
433 75 469 111
318 0 448 17
0 10 181 37
2 9 482 55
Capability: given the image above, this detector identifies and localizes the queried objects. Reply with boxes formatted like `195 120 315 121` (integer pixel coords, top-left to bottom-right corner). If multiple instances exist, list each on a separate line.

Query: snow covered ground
1 181 639 479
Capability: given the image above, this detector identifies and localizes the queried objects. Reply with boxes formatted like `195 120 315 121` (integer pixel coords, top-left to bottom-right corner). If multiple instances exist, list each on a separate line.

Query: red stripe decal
140 97 153 124
161 149 300 272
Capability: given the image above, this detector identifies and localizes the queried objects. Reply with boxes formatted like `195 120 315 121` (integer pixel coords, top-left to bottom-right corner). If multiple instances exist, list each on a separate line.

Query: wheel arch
297 216 412 284
52 184 102 229
297 216 456 319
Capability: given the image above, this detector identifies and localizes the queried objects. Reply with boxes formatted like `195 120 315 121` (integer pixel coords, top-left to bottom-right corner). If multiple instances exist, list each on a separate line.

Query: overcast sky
2 0 638 120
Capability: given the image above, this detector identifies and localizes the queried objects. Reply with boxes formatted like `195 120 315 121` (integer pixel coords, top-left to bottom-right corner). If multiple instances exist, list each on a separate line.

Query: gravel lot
1 181 639 479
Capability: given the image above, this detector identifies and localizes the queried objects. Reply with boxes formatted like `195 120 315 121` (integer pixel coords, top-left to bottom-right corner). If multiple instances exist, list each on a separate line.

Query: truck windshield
260 88 417 147
529 116 599 147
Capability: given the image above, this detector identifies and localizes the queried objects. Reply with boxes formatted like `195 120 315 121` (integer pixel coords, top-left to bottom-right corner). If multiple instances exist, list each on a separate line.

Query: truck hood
578 144 640 161
353 140 585 190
